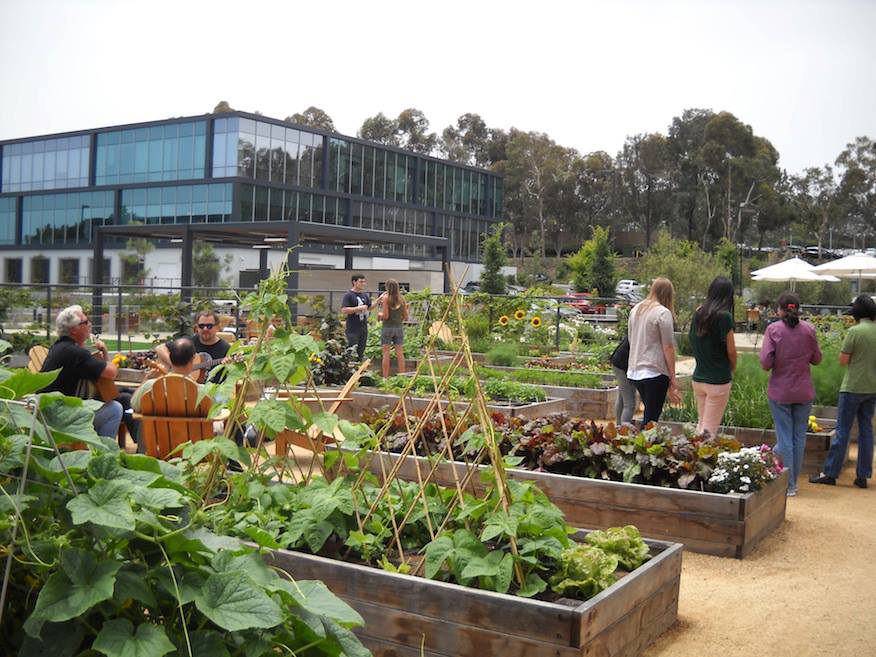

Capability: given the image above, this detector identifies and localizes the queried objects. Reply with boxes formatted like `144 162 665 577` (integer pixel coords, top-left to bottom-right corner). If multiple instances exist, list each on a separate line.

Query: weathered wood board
267 534 682 657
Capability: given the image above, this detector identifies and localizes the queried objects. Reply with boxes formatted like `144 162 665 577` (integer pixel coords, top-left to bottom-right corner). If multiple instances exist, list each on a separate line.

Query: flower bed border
360 450 788 559
266 533 682 657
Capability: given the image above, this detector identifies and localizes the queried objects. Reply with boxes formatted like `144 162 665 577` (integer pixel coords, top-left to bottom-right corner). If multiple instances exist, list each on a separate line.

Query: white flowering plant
706 445 783 494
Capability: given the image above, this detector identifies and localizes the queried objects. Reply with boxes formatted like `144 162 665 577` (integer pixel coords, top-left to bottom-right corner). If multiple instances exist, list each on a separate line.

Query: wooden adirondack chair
135 374 217 459
28 345 49 373
273 359 369 455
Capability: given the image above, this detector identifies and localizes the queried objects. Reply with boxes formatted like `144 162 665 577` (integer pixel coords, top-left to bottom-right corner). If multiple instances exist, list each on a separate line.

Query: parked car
562 292 600 314
615 279 643 296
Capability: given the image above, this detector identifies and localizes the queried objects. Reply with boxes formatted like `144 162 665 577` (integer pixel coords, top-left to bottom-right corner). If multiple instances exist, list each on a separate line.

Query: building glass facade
1 135 90 193
0 111 503 280
121 183 232 225
0 198 15 245
95 121 207 185
22 190 114 246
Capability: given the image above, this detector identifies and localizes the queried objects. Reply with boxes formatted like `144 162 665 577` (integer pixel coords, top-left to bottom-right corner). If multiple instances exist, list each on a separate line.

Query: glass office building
0 112 503 282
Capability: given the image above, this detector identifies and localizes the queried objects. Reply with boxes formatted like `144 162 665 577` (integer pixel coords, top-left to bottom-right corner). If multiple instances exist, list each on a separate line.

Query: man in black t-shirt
341 274 378 360
40 305 124 439
156 309 230 382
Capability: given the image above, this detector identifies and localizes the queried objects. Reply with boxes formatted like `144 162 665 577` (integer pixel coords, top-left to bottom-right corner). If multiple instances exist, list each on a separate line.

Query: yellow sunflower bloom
530 316 542 328
498 315 510 326
514 309 526 321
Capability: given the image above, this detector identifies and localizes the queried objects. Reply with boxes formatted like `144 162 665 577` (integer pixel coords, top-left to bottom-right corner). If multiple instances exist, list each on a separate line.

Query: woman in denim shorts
379 279 408 377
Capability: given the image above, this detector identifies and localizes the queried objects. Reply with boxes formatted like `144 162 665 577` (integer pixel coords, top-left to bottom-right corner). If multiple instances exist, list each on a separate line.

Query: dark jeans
823 391 876 479
631 375 670 425
346 329 368 361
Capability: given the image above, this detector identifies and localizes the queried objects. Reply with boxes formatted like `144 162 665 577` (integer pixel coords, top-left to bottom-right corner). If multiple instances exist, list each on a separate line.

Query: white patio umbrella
751 257 839 290
812 253 876 290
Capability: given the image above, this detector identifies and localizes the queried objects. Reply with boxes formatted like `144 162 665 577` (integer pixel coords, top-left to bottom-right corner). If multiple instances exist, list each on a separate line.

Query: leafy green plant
0 369 368 657
505 368 604 389
481 379 546 403
549 545 619 599
584 526 650 570
485 343 519 367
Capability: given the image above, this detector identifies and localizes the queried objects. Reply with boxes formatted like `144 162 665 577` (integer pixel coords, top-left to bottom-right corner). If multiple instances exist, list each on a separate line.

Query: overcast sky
1 0 873 175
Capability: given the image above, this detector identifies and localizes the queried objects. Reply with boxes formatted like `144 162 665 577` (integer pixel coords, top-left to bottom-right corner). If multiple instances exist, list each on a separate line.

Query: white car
615 279 642 296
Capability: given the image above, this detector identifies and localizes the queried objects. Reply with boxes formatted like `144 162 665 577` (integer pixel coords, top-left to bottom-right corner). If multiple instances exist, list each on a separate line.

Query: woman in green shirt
689 276 737 436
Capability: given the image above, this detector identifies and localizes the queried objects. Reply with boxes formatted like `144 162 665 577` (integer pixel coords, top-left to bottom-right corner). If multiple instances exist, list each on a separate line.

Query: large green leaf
19 620 84 657
0 433 29 472
131 486 184 510
424 535 454 579
67 479 135 531
269 354 298 383
0 368 59 400
187 630 231 657
182 437 250 467
39 394 114 450
24 549 121 636
113 566 158 608
93 619 175 657
193 571 283 631
286 580 363 628
311 411 338 437
247 399 289 434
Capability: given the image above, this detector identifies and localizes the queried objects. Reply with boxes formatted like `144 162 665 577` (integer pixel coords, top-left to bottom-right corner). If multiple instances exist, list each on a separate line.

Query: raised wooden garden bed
361 451 788 559
812 405 875 445
660 420 842 476
346 389 567 420
267 534 682 657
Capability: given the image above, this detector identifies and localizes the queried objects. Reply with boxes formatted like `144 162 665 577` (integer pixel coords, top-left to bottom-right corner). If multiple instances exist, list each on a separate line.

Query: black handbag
609 336 630 370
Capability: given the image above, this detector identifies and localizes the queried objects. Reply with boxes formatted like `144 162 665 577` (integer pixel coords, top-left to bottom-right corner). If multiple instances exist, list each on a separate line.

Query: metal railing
0 282 635 352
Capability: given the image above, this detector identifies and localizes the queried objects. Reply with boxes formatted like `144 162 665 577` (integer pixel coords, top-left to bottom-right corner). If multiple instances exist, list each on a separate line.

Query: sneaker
786 488 797 497
853 477 868 489
808 473 836 485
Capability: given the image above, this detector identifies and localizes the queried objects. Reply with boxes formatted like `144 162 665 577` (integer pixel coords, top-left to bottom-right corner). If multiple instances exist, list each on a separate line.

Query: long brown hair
637 277 675 318
386 279 403 308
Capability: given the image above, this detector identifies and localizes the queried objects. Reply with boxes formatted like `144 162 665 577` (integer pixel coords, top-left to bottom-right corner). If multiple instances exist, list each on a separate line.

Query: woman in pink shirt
759 292 822 496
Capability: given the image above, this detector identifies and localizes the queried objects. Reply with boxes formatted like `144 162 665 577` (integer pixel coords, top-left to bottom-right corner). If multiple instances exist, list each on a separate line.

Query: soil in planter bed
643 444 876 657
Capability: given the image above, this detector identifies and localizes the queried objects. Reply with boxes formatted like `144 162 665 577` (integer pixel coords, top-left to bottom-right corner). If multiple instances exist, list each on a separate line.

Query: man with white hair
39 305 124 439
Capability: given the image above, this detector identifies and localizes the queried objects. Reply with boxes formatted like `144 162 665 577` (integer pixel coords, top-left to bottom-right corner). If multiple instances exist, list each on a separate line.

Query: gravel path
644 445 876 657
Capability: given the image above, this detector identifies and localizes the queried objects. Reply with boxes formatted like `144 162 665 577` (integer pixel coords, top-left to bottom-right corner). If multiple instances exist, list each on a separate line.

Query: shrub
464 314 491 342
485 343 519 366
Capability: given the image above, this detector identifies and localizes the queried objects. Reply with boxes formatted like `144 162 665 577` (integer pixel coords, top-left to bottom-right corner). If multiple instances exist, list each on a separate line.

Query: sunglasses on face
78 319 91 326
197 323 215 329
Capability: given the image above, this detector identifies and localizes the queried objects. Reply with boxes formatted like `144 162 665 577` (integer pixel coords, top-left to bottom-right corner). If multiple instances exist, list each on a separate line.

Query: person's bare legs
395 344 405 374
382 344 392 377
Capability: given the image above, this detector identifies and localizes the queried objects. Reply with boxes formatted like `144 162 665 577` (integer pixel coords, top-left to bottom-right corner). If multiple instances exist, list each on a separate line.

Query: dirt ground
643 445 876 657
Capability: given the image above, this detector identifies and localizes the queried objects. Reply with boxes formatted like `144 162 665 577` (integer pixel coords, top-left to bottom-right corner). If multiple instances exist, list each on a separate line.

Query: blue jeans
823 391 876 479
768 400 811 492
93 400 123 439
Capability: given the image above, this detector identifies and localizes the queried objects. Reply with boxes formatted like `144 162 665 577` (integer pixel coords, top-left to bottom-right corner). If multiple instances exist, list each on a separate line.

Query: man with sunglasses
39 304 124 439
156 310 229 381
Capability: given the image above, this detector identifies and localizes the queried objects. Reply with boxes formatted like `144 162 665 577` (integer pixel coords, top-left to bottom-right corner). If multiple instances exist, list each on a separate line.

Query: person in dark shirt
156 309 230 383
341 274 378 360
40 305 123 439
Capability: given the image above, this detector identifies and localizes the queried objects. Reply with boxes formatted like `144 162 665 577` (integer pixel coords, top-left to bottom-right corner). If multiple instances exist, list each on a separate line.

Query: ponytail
777 291 800 328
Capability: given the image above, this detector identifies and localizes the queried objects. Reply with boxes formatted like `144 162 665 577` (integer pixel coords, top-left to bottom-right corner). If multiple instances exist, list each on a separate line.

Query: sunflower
498 315 510 326
530 316 542 328
514 309 526 321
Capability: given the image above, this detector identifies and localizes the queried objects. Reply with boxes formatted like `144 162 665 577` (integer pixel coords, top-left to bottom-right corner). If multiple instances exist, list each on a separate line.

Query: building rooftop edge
0 110 501 177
